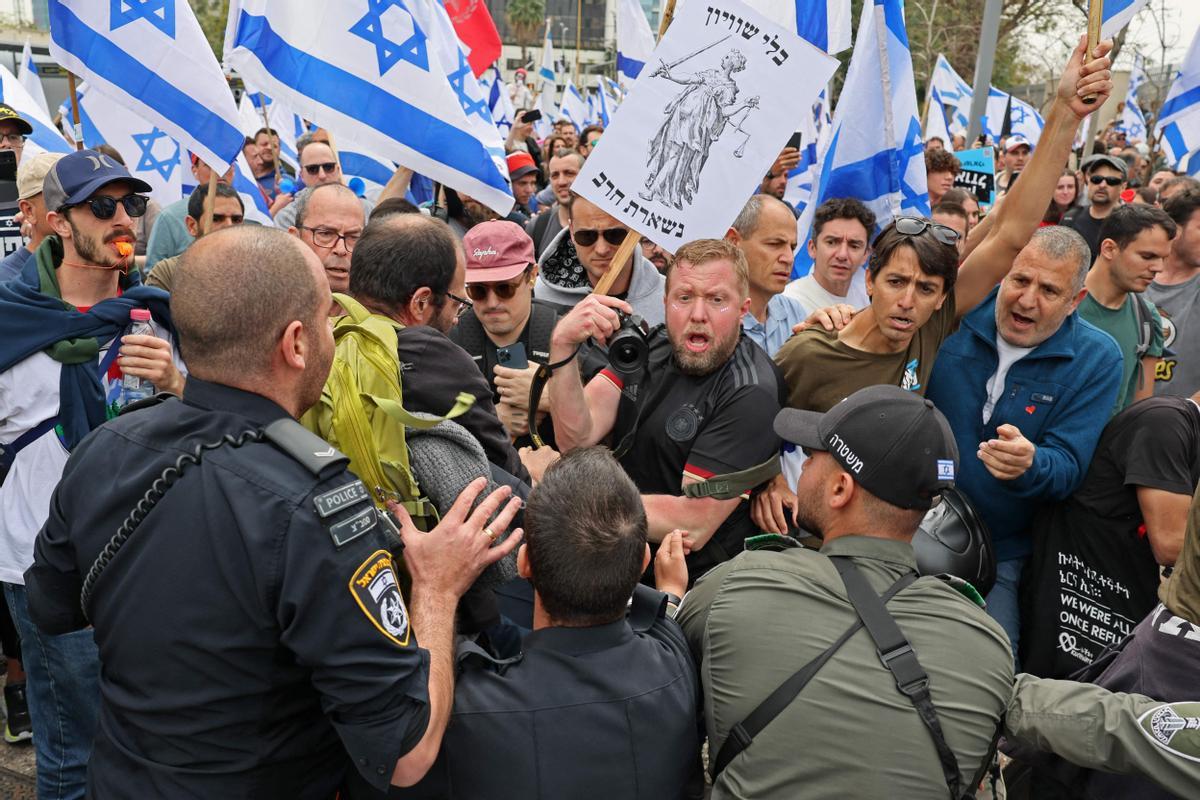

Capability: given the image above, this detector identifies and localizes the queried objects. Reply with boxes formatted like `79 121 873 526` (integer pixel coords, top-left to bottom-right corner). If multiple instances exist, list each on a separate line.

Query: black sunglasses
68 194 148 220
1089 175 1124 186
303 162 338 177
893 215 961 246
573 227 626 247
465 269 531 302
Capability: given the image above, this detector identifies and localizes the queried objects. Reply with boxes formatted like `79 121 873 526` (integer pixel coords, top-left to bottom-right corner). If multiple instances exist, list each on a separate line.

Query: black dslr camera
607 312 650 376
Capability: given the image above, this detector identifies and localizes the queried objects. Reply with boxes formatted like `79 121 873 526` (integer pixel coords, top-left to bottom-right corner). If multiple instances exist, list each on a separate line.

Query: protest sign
953 146 996 206
575 0 836 252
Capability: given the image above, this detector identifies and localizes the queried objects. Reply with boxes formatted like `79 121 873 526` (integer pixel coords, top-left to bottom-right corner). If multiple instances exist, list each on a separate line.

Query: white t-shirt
0 320 183 585
784 269 870 316
982 336 1034 424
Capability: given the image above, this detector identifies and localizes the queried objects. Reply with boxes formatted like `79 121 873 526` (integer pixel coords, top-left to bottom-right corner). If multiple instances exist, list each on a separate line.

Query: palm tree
506 0 546 65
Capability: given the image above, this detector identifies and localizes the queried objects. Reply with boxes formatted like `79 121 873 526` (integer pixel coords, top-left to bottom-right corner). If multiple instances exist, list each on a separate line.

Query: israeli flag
792 0 927 278
924 86 953 146
617 0 656 82
1115 54 1148 141
785 91 831 215
231 151 274 225
17 41 49 118
1101 0 1149 40
225 0 512 215
236 90 301 171
73 83 183 202
1156 24 1200 171
536 29 557 137
48 0 244 173
742 0 852 54
0 65 72 160
979 88 1043 145
929 54 971 132
338 143 399 200
557 81 589 132
480 65 516 130
596 79 614 127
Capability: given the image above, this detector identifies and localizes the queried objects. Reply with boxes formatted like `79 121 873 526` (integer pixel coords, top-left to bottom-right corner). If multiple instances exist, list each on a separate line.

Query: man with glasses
535 193 666 326
288 183 365 297
144 182 244 292
1062 154 1128 263
145 154 235 270
0 149 184 799
274 139 374 230
449 220 560 447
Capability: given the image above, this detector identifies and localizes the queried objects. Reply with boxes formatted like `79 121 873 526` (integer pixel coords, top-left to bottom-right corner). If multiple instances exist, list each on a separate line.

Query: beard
670 324 740 376
69 218 132 270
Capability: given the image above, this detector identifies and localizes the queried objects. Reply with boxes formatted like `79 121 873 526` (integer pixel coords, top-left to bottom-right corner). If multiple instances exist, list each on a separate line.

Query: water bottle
119 309 156 407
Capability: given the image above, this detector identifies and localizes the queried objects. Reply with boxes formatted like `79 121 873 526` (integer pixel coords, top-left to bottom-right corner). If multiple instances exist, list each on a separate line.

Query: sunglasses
573 227 626 247
303 161 338 177
67 194 149 219
893 215 961 246
1089 175 1124 186
465 271 531 302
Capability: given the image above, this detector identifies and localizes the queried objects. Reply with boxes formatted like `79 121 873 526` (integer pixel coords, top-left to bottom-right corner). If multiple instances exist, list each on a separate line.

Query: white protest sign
576 0 837 252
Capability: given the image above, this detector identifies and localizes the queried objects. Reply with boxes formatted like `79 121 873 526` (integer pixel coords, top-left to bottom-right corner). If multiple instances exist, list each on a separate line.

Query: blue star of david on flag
350 0 429 75
447 51 490 125
132 127 180 181
110 0 175 38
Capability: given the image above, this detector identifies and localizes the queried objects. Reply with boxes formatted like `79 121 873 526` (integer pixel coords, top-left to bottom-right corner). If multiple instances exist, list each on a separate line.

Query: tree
506 0 545 64
189 0 230 62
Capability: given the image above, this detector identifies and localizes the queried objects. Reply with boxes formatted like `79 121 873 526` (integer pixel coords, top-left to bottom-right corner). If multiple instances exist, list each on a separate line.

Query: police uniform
25 378 431 799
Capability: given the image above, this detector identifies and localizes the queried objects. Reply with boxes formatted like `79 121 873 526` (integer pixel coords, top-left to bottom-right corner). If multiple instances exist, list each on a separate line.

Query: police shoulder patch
349 550 411 647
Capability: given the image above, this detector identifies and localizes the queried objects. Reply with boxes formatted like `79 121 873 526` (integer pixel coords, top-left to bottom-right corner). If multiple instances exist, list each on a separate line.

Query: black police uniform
601 328 784 575
397 585 701 799
25 378 431 799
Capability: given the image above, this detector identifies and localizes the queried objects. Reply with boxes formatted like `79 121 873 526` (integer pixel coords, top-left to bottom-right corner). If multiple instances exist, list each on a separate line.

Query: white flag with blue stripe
1156 24 1200 172
72 83 183 203
480 65 516 130
231 151 275 225
536 29 558 136
785 91 831 216
929 54 971 133
0 65 72 160
924 86 952 146
742 0 852 54
597 76 622 126
337 142 399 200
236 91 302 171
618 0 657 83
48 0 244 173
17 41 49 118
557 81 589 131
1101 0 1149 40
1118 53 1148 141
792 0 926 277
225 0 512 215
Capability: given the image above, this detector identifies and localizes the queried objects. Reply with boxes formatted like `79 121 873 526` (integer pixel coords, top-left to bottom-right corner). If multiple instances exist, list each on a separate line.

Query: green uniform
677 535 1013 799
1077 293 1164 415
1006 674 1200 798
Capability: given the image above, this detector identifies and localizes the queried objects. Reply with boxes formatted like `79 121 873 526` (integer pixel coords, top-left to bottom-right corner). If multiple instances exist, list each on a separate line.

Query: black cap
0 104 32 136
1081 153 1129 177
42 149 153 212
773 385 959 511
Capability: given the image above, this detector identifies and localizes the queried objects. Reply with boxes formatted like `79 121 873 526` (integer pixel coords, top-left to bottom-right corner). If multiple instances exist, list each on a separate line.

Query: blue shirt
741 293 807 357
0 246 31 284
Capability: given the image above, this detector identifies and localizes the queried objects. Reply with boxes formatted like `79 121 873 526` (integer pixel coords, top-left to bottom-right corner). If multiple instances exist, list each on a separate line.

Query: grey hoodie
534 227 666 327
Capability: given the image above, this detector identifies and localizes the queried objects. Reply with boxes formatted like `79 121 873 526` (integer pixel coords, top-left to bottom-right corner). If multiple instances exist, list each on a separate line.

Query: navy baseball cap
773 385 959 511
42 149 153 212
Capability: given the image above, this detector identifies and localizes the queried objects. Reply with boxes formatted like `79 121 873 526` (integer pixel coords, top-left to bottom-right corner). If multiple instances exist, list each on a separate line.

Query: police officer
24 225 523 798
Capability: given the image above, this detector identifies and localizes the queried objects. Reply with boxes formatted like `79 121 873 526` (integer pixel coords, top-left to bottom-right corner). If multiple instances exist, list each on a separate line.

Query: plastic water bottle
119 309 156 407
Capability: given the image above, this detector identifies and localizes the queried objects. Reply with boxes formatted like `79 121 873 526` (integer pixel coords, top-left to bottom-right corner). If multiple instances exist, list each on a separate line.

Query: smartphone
786 131 804 151
521 109 543 124
496 342 528 370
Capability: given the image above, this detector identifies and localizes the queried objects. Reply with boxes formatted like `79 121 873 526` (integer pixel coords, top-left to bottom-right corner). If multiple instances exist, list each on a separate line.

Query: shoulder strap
683 453 781 500
530 209 554 251
262 417 350 476
710 567 918 779
831 557 966 799
0 416 59 474
451 309 489 362
527 301 558 362
1132 293 1153 360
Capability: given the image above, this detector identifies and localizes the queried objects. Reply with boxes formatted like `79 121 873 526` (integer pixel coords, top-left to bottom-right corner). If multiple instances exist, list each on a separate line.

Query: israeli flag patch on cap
937 460 955 481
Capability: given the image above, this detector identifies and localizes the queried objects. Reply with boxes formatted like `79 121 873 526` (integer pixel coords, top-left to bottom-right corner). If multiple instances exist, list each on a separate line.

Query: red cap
506 151 539 181
463 221 536 282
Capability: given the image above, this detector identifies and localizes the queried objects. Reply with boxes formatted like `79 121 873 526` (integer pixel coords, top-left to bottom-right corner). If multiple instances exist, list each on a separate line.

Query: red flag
444 0 502 77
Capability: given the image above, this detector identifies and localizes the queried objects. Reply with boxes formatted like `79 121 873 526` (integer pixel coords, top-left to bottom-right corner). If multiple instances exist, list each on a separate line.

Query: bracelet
543 343 582 373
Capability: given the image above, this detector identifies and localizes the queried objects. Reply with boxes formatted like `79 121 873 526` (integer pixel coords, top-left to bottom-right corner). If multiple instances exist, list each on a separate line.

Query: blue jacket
926 289 1122 562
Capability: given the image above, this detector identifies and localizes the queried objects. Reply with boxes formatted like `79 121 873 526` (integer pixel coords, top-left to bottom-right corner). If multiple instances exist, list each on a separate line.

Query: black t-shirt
604 328 784 576
1021 397 1200 678
1061 207 1107 264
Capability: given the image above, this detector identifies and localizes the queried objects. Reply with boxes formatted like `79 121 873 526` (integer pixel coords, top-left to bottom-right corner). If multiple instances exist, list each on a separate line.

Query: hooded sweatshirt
534 227 666 327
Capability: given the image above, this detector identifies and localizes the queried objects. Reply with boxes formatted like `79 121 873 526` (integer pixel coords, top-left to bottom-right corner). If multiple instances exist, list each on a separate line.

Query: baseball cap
17 152 64 200
1004 135 1033 153
42 149 153 213
463 220 536 282
773 385 959 511
515 67 527 76
0 104 33 136
506 151 539 181
1081 153 1129 177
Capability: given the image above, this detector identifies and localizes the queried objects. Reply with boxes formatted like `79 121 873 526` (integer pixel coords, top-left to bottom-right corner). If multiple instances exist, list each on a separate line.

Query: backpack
300 293 475 530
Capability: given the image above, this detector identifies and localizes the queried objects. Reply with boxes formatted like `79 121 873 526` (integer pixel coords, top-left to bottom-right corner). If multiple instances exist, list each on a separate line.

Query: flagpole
1082 0 1103 106
201 170 218 232
594 0 679 296
257 92 282 190
966 0 1002 144
66 72 83 151
575 0 582 78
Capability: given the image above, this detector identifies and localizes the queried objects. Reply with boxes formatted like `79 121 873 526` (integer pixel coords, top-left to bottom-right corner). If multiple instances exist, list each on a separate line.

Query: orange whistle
115 242 134 258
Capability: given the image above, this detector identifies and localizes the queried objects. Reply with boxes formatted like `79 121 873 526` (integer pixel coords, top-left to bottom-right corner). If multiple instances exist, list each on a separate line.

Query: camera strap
527 343 583 449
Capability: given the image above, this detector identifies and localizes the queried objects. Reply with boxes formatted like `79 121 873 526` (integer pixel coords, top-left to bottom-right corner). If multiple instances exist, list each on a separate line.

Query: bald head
173 226 329 383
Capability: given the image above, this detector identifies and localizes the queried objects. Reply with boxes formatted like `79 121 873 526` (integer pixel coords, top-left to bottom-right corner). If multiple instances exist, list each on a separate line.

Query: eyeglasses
573 227 626 247
445 292 474 319
893 215 961 246
1089 175 1124 186
67 194 149 219
465 271 531 302
303 162 338 177
210 213 244 224
0 133 24 146
301 226 360 251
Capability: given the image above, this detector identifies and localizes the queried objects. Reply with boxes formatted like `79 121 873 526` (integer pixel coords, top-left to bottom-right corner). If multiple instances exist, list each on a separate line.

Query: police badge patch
349 550 411 646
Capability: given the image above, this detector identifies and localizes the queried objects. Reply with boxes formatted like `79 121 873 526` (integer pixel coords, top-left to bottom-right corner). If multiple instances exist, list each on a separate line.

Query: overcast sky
1113 0 1197 67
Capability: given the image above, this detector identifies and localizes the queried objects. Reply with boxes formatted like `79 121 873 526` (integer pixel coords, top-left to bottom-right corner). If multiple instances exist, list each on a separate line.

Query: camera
607 312 650 376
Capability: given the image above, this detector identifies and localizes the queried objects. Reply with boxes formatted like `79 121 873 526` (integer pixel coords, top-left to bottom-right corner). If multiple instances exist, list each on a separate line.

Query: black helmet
913 487 996 596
